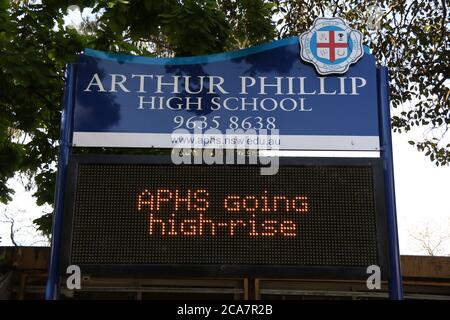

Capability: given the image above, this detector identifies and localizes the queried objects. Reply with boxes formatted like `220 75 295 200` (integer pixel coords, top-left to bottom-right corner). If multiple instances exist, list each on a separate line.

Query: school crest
299 17 364 75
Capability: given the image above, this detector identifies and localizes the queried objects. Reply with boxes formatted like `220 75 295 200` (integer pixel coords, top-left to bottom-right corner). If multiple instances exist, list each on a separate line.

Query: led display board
61 155 388 278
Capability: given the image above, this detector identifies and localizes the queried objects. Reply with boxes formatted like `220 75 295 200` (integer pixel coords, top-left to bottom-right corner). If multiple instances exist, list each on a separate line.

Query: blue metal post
45 63 76 300
378 66 403 300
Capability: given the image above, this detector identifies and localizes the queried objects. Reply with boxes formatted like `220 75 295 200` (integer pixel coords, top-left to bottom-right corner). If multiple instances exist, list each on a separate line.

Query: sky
392 130 450 256
0 179 51 247
0 6 449 256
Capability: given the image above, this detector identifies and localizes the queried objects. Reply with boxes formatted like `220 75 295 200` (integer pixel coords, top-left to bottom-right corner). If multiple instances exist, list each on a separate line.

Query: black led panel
61 155 389 278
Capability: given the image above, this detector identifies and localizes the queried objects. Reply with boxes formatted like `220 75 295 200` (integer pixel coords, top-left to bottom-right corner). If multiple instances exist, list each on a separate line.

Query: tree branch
441 0 447 42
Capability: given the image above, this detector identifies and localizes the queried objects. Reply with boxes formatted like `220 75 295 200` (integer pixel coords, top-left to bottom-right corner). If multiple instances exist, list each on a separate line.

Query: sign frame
60 154 389 280
45 35 404 300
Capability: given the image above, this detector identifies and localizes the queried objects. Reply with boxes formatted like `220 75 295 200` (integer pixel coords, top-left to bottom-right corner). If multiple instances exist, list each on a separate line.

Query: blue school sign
72 36 379 150
45 18 403 300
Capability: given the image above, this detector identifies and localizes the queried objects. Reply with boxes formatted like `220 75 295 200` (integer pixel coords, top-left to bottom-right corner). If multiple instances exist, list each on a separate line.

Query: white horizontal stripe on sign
72 132 380 151
259 150 380 158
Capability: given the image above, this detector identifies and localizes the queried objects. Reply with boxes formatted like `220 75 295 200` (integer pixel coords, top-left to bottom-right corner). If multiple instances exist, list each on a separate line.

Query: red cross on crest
316 30 348 62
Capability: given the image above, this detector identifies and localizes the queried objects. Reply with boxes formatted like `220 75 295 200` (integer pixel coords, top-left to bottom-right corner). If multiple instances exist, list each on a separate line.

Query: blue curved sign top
83 37 370 65
72 36 380 150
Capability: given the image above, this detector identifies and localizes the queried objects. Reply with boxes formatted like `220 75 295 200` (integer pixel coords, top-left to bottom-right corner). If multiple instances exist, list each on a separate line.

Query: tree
1 208 20 246
0 0 448 235
409 220 450 256
0 207 49 246
273 0 449 165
